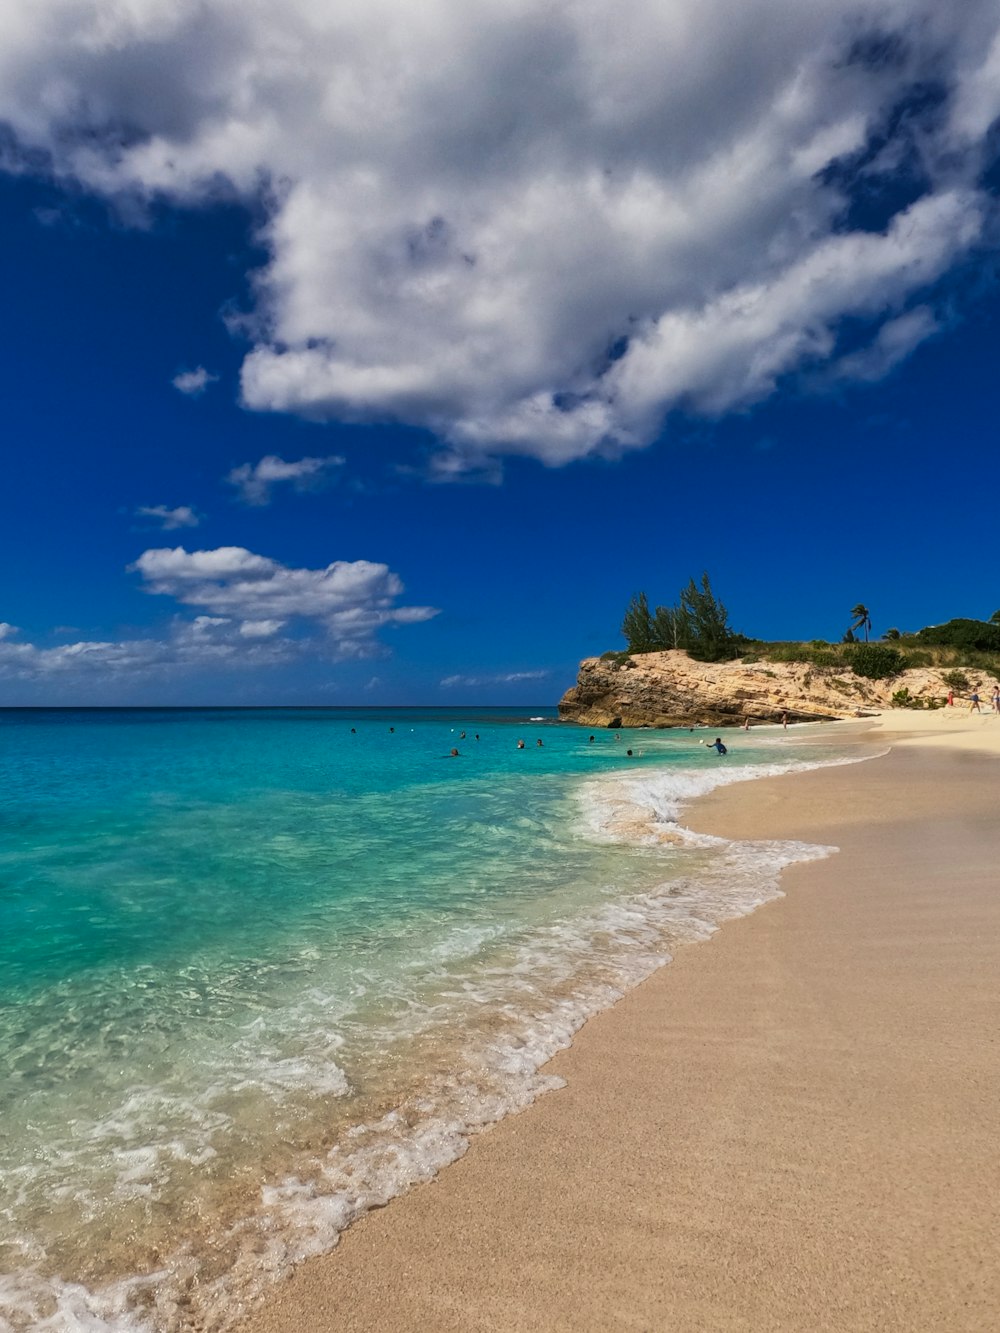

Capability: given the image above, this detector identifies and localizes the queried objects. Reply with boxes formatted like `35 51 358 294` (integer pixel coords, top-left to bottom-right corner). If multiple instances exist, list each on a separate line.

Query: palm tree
850 604 872 643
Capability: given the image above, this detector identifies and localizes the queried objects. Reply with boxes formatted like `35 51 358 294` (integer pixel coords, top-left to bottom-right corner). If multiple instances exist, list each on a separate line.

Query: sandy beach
240 708 1000 1333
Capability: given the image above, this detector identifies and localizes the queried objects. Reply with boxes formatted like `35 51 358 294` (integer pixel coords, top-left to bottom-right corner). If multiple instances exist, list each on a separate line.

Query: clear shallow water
0 708 856 1331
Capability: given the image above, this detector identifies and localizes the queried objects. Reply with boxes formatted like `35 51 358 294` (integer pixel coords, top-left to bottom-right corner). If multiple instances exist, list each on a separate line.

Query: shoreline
239 713 1000 1333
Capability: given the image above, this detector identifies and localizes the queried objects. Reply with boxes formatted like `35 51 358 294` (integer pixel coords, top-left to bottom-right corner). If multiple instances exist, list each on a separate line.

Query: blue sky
1 1 998 704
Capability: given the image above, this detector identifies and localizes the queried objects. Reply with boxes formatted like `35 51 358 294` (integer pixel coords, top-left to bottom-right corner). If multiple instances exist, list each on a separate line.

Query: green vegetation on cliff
621 573 746 662
619 581 1000 680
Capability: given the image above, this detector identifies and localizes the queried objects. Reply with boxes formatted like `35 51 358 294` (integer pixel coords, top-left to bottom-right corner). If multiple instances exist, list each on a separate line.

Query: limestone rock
557 650 974 728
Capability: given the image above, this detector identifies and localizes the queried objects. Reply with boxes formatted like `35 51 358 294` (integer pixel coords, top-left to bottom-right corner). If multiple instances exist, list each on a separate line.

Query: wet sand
241 715 1000 1333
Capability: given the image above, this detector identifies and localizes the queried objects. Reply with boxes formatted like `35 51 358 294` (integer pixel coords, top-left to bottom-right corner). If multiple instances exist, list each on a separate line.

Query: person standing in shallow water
707 737 728 755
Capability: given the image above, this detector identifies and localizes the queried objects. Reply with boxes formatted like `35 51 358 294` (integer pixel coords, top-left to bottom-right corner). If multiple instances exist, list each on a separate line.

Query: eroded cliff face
557 651 962 728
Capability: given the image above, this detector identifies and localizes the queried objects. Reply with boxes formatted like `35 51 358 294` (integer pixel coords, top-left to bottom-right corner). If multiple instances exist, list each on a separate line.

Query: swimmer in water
517 739 525 749
446 747 460 757
536 738 544 747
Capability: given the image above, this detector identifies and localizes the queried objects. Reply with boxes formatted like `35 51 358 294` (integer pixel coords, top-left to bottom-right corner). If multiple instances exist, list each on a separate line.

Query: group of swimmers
347 724 736 757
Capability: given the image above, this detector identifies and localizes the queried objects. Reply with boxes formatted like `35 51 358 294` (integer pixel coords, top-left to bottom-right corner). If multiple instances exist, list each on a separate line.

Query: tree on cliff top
680 573 740 661
621 592 656 653
621 573 740 661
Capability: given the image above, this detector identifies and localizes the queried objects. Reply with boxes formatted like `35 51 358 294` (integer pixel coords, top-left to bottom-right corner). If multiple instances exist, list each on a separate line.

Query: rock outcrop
557 650 967 728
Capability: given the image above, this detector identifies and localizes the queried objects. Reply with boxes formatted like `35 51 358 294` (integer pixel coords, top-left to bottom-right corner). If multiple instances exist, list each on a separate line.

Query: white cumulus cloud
238 619 285 638
130 545 438 656
135 504 201 530
1 2 999 468
226 454 345 505
0 548 436 686
172 367 219 396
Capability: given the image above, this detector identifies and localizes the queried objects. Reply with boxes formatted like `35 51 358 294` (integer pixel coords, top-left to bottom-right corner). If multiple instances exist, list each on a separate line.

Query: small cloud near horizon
0 623 18 640
440 669 550 688
226 454 345 506
172 366 219 396
135 504 201 531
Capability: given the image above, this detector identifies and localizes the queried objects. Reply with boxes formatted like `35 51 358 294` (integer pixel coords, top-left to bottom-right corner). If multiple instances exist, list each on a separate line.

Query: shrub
850 644 904 680
941 669 970 691
891 687 924 709
917 618 1000 654
810 649 842 667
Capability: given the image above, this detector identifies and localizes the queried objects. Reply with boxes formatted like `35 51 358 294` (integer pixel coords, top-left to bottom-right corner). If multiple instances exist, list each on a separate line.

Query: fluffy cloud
135 504 201 530
440 670 550 688
130 545 438 655
2 2 999 468
0 548 436 684
172 367 219 396
226 454 345 505
0 619 290 680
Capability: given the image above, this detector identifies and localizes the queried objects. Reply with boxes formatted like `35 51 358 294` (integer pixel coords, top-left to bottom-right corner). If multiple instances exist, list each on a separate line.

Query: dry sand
241 710 1000 1333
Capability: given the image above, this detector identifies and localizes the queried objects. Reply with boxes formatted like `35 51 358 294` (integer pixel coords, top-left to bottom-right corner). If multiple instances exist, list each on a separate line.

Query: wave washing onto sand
0 750 870 1333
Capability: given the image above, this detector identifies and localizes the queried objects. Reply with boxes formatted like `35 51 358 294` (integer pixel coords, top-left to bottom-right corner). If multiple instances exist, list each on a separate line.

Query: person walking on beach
992 686 1000 714
969 691 981 713
947 689 954 707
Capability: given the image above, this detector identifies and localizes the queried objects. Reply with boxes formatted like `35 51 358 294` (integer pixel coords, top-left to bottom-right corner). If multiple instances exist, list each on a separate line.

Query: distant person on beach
992 687 1000 714
781 710 788 730
969 691 981 713
947 689 954 707
743 716 751 731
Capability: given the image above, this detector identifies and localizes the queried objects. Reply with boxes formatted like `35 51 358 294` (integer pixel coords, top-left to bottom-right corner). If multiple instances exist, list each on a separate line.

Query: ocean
0 707 855 1331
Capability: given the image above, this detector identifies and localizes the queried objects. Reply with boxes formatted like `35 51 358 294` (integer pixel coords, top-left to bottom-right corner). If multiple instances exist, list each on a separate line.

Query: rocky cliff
557 650 965 728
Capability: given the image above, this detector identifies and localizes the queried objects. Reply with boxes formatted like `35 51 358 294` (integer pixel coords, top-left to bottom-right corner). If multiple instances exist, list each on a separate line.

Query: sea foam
0 728 873 1333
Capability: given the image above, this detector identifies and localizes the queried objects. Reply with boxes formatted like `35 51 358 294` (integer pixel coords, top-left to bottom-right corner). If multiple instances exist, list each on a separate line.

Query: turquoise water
0 708 852 1331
